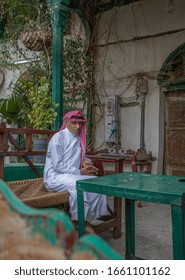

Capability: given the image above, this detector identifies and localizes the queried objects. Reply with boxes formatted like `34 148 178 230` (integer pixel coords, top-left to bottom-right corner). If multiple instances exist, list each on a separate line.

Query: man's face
66 120 83 136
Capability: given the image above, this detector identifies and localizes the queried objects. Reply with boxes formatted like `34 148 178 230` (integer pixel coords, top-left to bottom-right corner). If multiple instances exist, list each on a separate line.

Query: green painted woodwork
161 78 185 92
77 172 185 259
0 179 123 259
125 199 135 259
0 179 74 249
47 0 93 141
4 164 44 182
77 172 185 204
158 42 185 91
73 8 91 39
77 234 123 260
47 0 71 130
171 204 185 260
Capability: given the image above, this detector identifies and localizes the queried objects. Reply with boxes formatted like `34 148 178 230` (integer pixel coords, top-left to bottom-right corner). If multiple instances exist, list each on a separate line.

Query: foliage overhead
0 0 49 39
63 37 91 114
0 0 93 131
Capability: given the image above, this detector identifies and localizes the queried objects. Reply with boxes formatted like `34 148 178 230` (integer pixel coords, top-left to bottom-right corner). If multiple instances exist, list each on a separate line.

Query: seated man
44 110 107 233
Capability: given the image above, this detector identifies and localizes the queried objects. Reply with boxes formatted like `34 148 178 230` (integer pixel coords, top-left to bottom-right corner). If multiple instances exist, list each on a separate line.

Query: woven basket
20 25 52 52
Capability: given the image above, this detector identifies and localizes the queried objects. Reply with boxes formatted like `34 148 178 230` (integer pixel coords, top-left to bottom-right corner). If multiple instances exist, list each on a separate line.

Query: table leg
125 199 135 259
113 197 122 239
115 160 123 173
171 203 185 260
77 190 85 237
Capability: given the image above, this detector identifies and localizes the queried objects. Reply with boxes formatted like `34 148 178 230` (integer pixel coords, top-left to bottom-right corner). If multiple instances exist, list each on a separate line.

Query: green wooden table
77 172 185 260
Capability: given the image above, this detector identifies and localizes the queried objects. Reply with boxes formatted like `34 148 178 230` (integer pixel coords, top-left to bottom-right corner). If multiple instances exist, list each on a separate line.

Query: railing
0 123 57 180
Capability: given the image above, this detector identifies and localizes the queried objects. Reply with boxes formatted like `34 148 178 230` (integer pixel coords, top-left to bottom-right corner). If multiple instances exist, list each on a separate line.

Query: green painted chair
0 179 123 260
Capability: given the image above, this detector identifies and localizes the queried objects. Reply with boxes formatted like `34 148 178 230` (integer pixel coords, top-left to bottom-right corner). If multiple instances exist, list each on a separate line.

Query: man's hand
81 160 99 175
82 160 93 168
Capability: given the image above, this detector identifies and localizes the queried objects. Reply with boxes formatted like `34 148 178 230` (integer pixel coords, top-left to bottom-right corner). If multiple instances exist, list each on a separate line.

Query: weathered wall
94 0 185 173
0 41 40 99
1 1 185 174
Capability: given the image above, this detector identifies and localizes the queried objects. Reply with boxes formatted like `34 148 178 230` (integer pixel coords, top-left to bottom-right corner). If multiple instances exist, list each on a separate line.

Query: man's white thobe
44 128 108 221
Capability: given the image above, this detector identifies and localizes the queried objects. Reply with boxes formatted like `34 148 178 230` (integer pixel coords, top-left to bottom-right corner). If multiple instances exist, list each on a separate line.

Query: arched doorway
158 43 185 175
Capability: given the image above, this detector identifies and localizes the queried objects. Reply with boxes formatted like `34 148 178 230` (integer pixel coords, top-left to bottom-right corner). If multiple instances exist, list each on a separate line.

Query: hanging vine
63 37 92 114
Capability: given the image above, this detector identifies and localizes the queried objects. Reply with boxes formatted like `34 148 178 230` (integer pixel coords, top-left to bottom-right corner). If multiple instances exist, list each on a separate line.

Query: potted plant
0 71 58 163
24 76 58 130
17 74 58 163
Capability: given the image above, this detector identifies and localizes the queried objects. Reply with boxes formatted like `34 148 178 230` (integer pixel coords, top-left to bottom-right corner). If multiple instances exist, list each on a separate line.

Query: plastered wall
94 0 185 173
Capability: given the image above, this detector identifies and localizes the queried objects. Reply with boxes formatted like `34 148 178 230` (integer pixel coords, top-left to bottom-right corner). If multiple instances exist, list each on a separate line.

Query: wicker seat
6 160 104 210
7 178 69 209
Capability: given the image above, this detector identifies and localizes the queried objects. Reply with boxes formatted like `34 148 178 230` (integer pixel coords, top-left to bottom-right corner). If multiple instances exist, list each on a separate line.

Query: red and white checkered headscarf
60 110 87 165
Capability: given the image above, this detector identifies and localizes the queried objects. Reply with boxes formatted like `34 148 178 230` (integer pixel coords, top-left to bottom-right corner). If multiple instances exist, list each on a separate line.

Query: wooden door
164 91 185 175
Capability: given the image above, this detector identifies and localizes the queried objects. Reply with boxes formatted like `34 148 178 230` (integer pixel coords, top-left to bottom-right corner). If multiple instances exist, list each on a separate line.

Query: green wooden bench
0 179 123 260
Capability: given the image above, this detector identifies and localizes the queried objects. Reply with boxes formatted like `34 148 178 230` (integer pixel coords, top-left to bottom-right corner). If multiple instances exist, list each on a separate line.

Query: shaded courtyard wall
94 0 185 173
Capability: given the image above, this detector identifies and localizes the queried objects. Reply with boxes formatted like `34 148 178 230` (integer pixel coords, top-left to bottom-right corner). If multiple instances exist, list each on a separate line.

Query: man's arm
50 145 81 175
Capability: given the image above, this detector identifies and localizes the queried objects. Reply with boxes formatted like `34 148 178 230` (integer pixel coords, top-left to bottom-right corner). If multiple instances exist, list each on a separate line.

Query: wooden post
0 123 7 180
47 0 71 130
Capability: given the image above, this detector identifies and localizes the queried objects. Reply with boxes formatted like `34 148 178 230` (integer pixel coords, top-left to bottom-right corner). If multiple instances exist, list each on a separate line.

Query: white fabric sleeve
50 145 81 175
